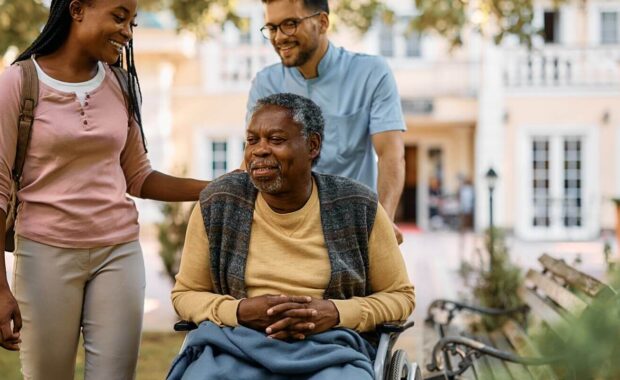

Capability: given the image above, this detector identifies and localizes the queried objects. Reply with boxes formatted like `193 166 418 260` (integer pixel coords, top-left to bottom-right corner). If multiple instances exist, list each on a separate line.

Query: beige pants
12 236 145 380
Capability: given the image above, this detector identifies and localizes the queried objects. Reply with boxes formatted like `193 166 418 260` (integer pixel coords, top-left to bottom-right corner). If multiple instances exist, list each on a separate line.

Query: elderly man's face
245 105 317 194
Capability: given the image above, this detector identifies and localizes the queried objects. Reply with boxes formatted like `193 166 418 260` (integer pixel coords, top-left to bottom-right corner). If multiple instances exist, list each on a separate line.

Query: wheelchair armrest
376 320 415 334
174 320 198 332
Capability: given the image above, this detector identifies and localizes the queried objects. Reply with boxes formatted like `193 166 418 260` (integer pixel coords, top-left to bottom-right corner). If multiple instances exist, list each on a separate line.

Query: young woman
0 0 209 378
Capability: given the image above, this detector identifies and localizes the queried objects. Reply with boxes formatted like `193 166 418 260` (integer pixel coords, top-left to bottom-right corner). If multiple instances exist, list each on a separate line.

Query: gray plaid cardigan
199 172 378 300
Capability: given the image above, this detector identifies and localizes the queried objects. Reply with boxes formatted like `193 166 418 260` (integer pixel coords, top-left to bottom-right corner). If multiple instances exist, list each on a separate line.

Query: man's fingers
266 295 311 305
286 296 312 303
289 321 315 332
279 309 317 318
269 331 305 340
267 331 292 340
266 318 315 335
267 302 311 316
265 317 298 334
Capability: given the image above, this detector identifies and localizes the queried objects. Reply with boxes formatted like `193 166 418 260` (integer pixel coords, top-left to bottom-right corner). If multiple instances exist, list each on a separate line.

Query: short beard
279 38 319 68
250 175 283 194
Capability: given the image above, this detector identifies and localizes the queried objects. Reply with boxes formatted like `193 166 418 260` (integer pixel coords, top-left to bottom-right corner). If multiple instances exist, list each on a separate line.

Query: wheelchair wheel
387 349 410 380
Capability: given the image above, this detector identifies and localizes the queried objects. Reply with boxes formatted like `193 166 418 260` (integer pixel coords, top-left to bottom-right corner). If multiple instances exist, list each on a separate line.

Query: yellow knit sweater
171 181 415 332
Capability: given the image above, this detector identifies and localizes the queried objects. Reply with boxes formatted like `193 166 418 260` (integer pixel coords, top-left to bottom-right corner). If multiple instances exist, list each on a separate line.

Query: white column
616 122 620 198
417 144 429 230
159 62 175 169
474 40 506 232
200 41 222 92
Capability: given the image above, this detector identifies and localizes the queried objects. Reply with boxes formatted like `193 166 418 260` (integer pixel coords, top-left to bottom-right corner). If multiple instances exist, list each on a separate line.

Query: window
532 138 551 227
239 17 252 45
405 32 422 57
543 11 560 44
601 12 619 44
563 138 582 227
379 22 394 57
211 141 228 178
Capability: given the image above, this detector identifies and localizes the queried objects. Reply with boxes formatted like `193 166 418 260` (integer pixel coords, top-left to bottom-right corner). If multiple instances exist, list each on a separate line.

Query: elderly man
168 93 414 380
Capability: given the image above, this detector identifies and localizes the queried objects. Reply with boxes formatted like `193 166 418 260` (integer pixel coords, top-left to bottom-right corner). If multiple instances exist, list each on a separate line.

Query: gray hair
250 93 324 164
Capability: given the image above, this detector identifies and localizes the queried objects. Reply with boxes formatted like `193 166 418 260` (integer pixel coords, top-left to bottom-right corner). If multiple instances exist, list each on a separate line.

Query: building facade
4 0 616 240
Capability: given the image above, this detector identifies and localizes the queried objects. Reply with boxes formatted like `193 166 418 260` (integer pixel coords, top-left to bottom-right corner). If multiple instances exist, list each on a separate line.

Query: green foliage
156 200 193 284
411 0 467 46
0 0 573 57
330 0 390 34
0 332 185 379
139 0 241 38
460 228 524 330
535 273 620 379
412 0 568 47
0 0 48 56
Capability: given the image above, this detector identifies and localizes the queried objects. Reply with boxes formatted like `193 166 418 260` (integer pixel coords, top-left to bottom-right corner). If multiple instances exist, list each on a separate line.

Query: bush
460 228 523 330
156 201 193 284
535 270 620 379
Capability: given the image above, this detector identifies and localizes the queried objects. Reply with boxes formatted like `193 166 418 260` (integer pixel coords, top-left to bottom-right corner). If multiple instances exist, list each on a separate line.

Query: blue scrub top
247 43 406 191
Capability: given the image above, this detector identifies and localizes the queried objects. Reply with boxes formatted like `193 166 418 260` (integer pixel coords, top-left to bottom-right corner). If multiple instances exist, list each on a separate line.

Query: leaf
0 0 48 56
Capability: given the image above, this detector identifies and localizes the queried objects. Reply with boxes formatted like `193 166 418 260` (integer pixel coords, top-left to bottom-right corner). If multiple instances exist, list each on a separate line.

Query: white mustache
249 161 280 170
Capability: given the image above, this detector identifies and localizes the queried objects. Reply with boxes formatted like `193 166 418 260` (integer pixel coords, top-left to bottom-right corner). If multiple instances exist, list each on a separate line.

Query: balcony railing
503 46 620 89
392 60 480 97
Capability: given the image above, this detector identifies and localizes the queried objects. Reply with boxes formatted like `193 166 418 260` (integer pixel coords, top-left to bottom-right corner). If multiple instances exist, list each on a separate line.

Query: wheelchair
174 319 422 380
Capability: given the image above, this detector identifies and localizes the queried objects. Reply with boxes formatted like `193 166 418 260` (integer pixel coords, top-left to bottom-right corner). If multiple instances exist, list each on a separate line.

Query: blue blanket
167 322 376 380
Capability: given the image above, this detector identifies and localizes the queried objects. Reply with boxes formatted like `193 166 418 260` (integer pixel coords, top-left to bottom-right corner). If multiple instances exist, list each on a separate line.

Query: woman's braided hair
14 0 147 152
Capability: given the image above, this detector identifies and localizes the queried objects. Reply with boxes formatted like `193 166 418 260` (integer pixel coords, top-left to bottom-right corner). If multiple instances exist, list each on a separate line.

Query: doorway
397 145 418 224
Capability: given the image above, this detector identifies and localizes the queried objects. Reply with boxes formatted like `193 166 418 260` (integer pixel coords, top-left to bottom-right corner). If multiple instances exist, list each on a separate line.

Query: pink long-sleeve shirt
0 64 153 248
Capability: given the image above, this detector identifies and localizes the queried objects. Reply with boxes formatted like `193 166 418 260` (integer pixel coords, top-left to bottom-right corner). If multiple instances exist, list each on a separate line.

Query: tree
0 0 571 58
0 0 48 57
411 0 568 47
142 0 568 47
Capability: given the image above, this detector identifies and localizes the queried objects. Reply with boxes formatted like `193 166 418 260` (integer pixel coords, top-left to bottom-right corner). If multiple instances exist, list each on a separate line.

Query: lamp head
485 168 498 190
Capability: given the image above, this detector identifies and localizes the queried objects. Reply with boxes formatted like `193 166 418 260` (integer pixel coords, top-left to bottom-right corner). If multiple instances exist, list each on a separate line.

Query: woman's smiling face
70 0 138 64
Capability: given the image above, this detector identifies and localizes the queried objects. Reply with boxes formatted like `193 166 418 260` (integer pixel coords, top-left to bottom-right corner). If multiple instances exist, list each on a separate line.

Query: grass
0 332 185 380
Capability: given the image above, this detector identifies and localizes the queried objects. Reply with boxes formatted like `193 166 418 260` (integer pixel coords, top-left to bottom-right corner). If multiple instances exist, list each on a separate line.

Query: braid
13 0 73 63
116 39 148 153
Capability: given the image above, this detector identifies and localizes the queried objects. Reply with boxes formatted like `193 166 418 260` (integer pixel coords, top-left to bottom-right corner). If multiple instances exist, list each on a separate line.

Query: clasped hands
237 295 339 341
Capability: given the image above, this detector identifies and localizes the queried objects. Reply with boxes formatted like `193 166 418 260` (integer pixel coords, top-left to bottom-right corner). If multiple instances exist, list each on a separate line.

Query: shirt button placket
82 93 90 128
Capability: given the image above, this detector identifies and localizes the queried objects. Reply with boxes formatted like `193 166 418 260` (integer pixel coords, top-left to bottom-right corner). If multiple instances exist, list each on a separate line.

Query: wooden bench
423 254 617 380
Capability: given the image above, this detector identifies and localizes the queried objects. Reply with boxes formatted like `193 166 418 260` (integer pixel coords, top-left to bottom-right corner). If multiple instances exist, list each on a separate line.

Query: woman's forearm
140 171 209 202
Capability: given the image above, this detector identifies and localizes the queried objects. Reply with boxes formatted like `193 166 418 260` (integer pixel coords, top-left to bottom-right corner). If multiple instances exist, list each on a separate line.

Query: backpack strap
110 65 147 152
13 59 38 184
110 65 133 125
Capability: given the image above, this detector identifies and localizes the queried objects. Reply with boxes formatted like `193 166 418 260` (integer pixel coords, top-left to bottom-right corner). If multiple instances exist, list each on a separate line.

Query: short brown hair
261 0 329 14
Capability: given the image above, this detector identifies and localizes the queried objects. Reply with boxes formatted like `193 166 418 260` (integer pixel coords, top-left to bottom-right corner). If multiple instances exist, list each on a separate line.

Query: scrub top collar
293 42 336 82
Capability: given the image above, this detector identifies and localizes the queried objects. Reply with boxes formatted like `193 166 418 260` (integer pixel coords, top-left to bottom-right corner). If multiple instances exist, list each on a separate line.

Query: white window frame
516 125 600 240
587 3 620 45
195 129 245 180
600 10 619 44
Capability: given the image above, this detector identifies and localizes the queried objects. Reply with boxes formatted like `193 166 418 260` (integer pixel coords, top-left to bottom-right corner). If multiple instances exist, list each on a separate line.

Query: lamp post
614 198 620 259
485 168 498 269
